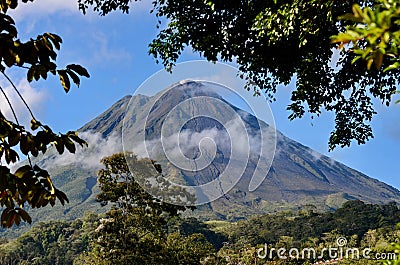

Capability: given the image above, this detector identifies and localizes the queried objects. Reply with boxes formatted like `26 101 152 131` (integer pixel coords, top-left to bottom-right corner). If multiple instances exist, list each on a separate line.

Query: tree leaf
30 118 41 131
66 69 81 87
57 70 71 93
55 188 69 205
67 64 90 78
4 148 19 164
54 140 65 155
374 51 384 69
63 137 76 153
14 165 33 179
7 129 20 147
27 67 34 82
17 208 32 224
44 33 62 50
67 131 88 147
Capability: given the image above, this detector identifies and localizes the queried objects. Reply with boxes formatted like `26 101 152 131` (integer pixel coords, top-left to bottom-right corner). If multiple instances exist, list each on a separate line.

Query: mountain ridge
5 80 399 232
80 81 400 219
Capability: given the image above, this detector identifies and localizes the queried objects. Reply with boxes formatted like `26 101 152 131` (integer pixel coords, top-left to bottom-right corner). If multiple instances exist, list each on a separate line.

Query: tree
383 223 400 265
0 218 94 265
0 0 90 227
332 0 400 73
79 153 213 265
79 0 399 150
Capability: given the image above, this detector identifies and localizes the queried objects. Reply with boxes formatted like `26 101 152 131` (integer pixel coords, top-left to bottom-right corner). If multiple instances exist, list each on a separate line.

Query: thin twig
0 84 19 125
1 70 36 120
0 75 33 167
27 155 33 167
13 64 30 70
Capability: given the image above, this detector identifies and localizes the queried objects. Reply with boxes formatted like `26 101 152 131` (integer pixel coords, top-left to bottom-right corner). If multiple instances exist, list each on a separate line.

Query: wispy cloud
193 68 245 94
9 0 79 21
127 114 275 172
0 79 47 126
9 0 153 22
42 131 123 170
85 31 132 68
130 0 154 14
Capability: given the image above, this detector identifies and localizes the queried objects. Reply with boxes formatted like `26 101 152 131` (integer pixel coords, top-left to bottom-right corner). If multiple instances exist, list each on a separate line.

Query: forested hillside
1 200 399 265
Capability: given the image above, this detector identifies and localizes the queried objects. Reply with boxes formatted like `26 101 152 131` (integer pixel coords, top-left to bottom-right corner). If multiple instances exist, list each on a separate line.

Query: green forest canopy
80 0 400 150
1 200 400 264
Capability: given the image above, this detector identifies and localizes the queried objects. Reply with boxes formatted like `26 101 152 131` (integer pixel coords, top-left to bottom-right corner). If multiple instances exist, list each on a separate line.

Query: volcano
9 80 400 227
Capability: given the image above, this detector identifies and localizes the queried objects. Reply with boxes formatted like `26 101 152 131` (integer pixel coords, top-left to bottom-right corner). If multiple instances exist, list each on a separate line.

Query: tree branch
1 70 37 121
0 84 19 125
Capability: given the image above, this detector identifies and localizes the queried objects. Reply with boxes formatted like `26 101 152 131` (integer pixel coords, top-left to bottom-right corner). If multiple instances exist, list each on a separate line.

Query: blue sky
3 0 400 189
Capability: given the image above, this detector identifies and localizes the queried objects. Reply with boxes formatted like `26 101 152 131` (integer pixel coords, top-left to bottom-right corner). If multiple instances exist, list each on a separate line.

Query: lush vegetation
1 153 400 264
80 0 400 150
0 213 97 265
1 2 400 262
1 0 400 228
0 0 90 227
73 153 212 265
1 199 400 264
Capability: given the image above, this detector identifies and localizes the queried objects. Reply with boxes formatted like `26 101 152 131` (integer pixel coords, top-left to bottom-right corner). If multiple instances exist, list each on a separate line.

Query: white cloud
43 131 123 169
86 31 132 67
194 71 245 96
309 149 323 161
0 79 47 126
127 114 275 173
9 0 79 21
9 0 153 22
130 0 154 14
